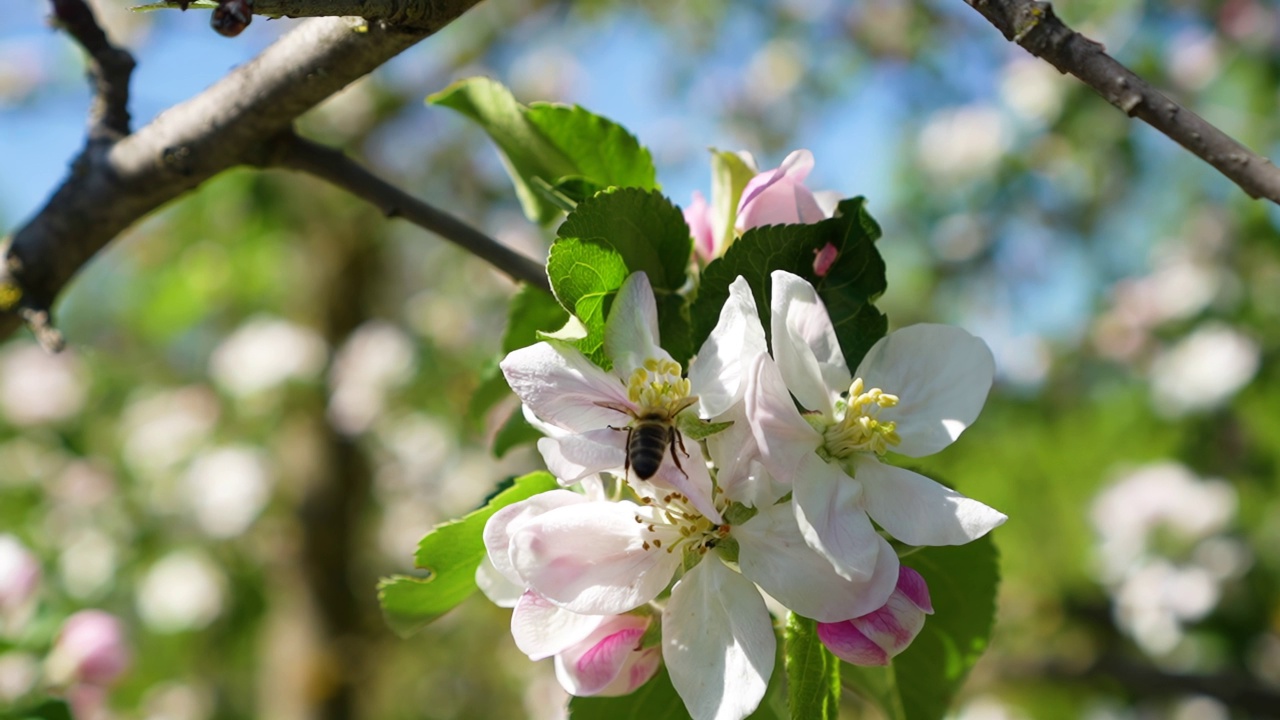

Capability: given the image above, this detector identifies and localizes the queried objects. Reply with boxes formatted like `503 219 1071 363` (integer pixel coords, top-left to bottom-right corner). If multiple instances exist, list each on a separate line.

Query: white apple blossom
489 274 903 720
747 270 1006 580
500 271 765 520
476 487 661 698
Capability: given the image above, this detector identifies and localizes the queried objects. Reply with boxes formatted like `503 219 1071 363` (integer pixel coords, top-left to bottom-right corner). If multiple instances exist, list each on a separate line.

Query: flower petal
816 620 888 666
475 556 522 608
854 324 995 457
511 591 610 660
484 490 591 586
689 276 767 418
792 453 880 581
736 150 822 231
555 615 661 697
537 430 627 484
510 502 681 615
502 342 635 433
856 456 1007 546
605 272 672 380
706 403 782 508
770 270 849 415
746 353 822 482
663 560 775 720
737 501 899 622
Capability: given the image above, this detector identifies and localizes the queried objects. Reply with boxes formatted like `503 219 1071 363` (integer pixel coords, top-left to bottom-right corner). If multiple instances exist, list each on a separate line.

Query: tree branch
268 132 551 293
49 0 136 140
1 0 482 344
157 0 478 29
963 0 1280 204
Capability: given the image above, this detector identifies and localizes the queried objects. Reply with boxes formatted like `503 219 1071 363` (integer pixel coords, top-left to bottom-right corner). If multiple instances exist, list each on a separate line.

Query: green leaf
545 238 630 366
526 103 657 197
692 198 887 372
0 699 73 720
428 78 656 224
377 471 559 637
557 188 692 295
842 536 1001 720
550 188 695 365
785 613 840 720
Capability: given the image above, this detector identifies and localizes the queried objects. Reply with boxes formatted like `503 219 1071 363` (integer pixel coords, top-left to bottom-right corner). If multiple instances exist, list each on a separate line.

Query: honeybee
596 398 698 481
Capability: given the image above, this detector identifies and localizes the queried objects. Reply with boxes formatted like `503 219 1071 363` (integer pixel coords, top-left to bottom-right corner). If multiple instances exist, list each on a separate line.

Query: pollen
633 491 729 557
625 358 694 415
822 377 902 458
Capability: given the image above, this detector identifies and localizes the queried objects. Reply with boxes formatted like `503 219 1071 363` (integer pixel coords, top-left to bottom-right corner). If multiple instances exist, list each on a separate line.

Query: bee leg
668 427 689 479
623 426 634 480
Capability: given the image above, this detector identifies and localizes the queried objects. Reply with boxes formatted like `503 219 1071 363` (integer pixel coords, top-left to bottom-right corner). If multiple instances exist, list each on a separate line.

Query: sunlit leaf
377 471 559 637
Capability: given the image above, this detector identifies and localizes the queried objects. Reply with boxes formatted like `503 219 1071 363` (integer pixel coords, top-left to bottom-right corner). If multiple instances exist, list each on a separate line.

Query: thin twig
1 6 483 343
151 0 477 29
49 0 136 139
963 0 1280 204
269 132 551 293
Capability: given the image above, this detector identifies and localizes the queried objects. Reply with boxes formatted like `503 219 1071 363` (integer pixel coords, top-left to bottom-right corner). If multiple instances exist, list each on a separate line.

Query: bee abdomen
629 421 671 480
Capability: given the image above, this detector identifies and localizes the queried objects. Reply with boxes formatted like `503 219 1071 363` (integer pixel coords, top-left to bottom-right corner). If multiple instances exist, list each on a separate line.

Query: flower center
821 378 902 459
625 358 694 416
634 490 730 559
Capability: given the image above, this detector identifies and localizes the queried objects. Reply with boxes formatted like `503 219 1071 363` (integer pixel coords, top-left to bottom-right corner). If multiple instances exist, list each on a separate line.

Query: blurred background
1 0 1279 718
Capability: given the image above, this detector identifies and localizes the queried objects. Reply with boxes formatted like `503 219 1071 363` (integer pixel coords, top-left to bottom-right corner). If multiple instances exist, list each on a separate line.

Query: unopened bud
816 566 933 666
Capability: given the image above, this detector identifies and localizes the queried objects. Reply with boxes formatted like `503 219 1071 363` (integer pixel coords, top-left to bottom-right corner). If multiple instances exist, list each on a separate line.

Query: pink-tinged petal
896 567 934 614
736 150 817 231
746 354 822 482
737 501 899 622
769 270 850 415
816 620 889 666
537 430 627 484
854 324 995 457
511 591 609 660
484 490 591 586
663 560 775 720
555 614 653 696
686 191 717 262
501 342 634 433
833 568 933 663
604 272 671 381
475 556 522 608
510 502 681 615
855 457 1007 546
792 453 880 581
645 444 723 525
689 276 767 418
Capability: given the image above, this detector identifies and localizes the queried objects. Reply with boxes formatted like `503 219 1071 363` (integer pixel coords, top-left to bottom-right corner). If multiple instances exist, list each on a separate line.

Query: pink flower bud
735 149 829 232
554 613 661 697
46 610 131 687
816 566 933 666
813 242 839 277
0 535 41 634
685 191 717 263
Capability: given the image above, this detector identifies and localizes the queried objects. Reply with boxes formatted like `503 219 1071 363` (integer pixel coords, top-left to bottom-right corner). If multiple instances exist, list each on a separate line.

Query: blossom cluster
480 153 1006 720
